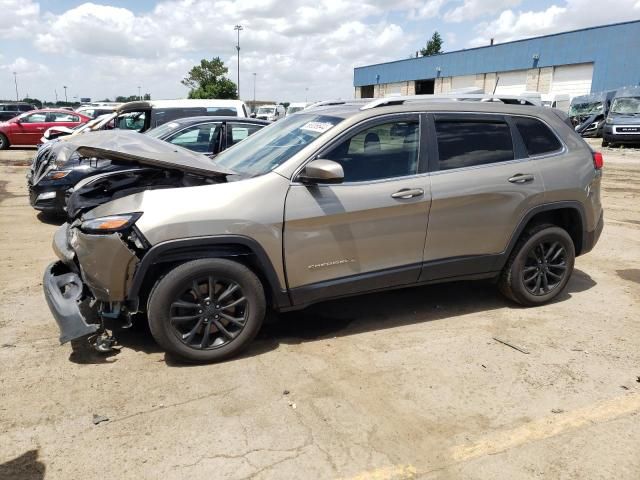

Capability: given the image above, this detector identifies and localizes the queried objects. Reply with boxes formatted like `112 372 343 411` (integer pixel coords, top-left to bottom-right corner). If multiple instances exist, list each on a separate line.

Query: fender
497 201 587 270
127 235 291 309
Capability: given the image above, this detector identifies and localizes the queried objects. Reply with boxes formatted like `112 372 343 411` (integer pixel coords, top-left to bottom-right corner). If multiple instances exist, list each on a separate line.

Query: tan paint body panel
284 175 431 288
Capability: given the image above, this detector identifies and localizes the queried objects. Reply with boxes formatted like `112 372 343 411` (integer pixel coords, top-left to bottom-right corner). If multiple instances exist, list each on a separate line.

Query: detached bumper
43 262 100 344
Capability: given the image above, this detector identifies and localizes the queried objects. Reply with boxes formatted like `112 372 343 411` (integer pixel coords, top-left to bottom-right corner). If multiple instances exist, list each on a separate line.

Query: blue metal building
353 20 640 99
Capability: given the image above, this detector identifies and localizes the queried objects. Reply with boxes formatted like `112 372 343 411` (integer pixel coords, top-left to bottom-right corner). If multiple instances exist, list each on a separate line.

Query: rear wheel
147 258 266 363
0 133 9 150
601 139 609 148
499 224 575 306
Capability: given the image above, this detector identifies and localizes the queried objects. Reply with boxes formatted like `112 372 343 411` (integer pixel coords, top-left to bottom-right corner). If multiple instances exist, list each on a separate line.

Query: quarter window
324 120 419 182
435 120 514 170
514 117 562 156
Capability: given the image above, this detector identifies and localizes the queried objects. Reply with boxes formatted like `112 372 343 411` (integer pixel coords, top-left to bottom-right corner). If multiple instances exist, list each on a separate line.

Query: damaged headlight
80 212 142 234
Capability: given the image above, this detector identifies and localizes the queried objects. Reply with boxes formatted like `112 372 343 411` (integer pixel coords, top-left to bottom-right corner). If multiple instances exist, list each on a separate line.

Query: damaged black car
27 116 268 215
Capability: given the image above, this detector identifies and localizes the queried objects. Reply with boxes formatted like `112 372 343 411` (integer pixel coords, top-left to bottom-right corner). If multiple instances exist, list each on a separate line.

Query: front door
12 111 48 145
421 113 545 280
284 115 431 304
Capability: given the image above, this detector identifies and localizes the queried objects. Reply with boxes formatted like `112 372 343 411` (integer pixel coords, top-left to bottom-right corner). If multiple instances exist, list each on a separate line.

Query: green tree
181 57 238 99
21 97 42 108
420 31 444 57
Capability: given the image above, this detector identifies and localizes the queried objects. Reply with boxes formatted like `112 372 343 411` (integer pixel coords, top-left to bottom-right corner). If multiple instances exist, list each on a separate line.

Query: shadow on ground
69 270 597 366
0 450 45 480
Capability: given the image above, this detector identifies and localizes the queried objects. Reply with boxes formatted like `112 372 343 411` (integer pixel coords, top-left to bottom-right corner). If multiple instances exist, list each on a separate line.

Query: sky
0 0 639 103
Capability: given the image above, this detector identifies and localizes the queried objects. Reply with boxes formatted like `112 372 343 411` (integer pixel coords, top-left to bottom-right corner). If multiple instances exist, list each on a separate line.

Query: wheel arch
128 235 291 311
500 202 586 270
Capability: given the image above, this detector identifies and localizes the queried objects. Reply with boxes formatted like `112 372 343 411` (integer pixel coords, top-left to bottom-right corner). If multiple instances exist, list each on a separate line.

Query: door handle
508 174 534 184
391 188 424 199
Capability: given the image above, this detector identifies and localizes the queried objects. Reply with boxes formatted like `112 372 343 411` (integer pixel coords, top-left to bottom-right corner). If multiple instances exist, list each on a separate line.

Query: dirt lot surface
1 141 639 479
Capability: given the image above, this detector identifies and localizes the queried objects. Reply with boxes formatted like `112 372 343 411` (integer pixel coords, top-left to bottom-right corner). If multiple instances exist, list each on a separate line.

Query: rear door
284 114 432 304
421 113 545 280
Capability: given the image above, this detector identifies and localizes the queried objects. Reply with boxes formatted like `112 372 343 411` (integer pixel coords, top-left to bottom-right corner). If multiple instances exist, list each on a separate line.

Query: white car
286 102 312 115
255 104 285 121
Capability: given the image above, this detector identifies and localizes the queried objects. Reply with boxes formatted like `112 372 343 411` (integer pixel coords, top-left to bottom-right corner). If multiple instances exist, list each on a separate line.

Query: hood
61 130 234 177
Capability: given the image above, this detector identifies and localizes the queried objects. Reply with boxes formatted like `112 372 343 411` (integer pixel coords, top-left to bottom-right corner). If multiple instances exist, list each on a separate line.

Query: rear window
435 119 514 170
514 117 562 156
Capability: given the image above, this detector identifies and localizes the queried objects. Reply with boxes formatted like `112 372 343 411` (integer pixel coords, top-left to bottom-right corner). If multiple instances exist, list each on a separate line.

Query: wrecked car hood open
62 130 234 177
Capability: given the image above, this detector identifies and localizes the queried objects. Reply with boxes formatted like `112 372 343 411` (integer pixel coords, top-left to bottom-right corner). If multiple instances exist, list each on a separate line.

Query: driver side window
167 123 221 153
21 113 47 123
323 120 419 182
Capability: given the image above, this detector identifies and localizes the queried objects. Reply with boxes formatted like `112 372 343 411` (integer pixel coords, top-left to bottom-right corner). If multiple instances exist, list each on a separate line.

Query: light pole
252 72 256 111
13 72 18 101
63 85 68 103
138 86 141 100
234 24 243 99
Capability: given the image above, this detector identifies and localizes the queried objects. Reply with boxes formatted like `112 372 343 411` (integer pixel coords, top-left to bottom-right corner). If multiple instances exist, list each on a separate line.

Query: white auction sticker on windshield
300 122 334 134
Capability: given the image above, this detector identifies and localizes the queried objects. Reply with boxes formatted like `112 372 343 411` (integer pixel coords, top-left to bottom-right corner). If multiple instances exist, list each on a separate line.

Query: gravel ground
0 140 639 480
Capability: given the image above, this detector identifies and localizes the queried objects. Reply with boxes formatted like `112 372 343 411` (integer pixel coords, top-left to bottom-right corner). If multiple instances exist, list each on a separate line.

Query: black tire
0 133 9 150
601 139 609 148
499 224 575 306
147 258 266 363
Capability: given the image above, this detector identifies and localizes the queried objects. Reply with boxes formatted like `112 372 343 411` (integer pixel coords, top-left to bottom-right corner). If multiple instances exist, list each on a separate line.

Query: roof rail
359 94 540 110
307 99 370 109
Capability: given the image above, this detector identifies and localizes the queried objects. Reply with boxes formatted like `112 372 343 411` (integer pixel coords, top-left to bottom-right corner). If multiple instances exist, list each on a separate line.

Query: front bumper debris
43 262 100 344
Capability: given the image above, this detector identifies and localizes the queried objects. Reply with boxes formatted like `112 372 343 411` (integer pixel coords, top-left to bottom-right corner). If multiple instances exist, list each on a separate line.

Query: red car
0 109 90 149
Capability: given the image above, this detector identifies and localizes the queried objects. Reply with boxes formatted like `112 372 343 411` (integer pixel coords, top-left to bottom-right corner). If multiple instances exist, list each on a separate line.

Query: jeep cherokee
43 98 604 362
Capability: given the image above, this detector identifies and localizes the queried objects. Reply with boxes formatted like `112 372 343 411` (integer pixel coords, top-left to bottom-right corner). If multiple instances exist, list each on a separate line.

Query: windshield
213 113 342 176
145 121 181 139
568 101 603 116
257 107 275 114
610 97 640 115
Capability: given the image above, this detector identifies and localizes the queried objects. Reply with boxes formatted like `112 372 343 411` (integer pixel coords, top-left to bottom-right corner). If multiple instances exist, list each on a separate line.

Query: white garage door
451 75 476 91
550 63 593 97
494 69 528 95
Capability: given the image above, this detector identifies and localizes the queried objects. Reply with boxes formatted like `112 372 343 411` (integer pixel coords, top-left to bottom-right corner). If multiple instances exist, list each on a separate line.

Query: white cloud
0 0 39 39
444 0 521 23
471 0 639 45
0 57 50 76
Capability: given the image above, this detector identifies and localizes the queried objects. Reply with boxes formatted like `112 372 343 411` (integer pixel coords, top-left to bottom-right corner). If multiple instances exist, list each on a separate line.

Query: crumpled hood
60 130 234 177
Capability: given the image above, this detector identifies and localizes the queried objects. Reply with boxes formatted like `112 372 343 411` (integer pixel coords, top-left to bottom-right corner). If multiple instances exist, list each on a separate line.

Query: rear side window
435 119 514 170
514 117 562 156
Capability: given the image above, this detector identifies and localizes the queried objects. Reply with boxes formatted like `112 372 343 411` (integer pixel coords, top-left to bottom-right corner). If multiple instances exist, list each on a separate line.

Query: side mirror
298 159 344 184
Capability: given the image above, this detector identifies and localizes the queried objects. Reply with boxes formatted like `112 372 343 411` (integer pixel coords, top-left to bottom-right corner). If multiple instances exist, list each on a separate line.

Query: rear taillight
593 151 604 170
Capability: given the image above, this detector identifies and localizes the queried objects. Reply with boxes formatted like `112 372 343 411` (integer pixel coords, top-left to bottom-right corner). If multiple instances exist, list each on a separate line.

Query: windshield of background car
257 107 275 114
213 114 343 176
568 101 603 116
287 107 304 114
610 97 640 115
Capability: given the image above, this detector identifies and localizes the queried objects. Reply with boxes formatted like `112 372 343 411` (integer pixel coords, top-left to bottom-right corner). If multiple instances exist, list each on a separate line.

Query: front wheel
0 133 9 150
499 225 575 306
147 258 266 363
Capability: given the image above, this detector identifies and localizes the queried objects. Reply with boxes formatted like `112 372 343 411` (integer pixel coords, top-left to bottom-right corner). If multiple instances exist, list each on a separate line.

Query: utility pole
252 72 256 111
13 72 18 101
234 24 243 99
63 85 68 103
54 89 58 103
138 86 141 100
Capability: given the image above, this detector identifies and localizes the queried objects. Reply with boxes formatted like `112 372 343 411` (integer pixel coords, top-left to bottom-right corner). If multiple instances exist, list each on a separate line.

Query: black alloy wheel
169 276 248 350
521 241 568 296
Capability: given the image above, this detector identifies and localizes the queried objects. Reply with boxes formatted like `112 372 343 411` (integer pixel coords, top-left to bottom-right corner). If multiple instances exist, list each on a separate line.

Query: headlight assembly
80 213 142 234
46 170 71 180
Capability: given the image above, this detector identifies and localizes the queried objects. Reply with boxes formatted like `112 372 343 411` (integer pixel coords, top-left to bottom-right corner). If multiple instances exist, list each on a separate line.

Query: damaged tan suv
44 96 604 362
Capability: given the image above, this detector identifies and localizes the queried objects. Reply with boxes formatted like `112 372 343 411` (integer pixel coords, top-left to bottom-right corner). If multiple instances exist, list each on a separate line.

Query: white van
255 104 285 121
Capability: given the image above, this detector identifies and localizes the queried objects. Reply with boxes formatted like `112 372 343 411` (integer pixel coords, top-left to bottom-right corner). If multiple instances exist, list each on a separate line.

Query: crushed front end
44 218 146 350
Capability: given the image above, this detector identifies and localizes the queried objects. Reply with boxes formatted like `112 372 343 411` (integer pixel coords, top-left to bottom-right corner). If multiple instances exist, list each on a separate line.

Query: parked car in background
75 105 119 119
286 102 312 115
0 109 90 149
541 94 570 111
0 102 36 122
41 115 108 143
28 116 269 215
602 86 640 147
255 104 285 121
44 97 602 362
569 91 616 138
